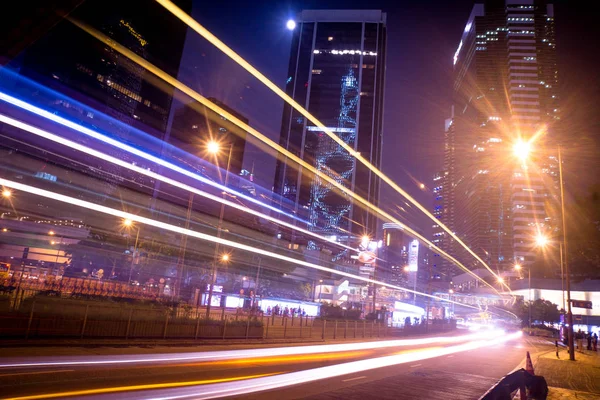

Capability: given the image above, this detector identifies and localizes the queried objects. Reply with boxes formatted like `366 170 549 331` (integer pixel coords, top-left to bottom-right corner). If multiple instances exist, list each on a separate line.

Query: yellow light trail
5 373 276 400
155 0 511 292
0 178 480 309
161 350 372 369
67 18 505 296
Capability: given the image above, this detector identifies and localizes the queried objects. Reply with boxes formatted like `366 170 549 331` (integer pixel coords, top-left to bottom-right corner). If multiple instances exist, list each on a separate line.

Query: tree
514 299 560 327
63 230 129 279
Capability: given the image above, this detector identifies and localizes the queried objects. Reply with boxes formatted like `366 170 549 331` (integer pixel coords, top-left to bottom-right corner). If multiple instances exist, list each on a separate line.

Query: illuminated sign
570 300 592 309
205 284 223 293
408 240 419 271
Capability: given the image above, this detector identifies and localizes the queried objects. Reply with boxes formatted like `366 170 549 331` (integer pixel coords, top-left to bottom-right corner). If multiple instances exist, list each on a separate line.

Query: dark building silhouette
11 0 191 136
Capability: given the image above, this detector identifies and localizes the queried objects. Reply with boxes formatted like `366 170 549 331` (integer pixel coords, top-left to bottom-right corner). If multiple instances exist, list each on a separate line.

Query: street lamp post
558 145 575 361
253 256 261 307
205 141 234 320
123 219 140 286
515 264 531 329
175 192 194 300
514 141 574 360
51 236 64 269
559 242 565 312
319 280 323 302
528 267 531 329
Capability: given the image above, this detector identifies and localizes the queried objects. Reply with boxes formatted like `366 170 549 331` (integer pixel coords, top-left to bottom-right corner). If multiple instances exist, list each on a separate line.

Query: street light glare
513 140 531 162
535 233 549 247
207 141 220 154
48 230 55 236
497 277 504 283
514 264 522 270
221 254 230 262
123 218 133 227
2 189 12 198
286 19 296 30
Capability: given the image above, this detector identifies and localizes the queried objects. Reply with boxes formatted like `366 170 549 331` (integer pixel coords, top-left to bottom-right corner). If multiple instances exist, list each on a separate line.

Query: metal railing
0 288 456 341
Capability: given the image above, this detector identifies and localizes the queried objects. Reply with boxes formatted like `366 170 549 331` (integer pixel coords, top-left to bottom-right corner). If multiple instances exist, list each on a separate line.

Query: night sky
175 0 599 236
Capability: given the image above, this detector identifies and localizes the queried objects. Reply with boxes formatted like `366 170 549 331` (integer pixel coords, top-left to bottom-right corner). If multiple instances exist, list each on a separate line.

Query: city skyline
0 2 598 397
179 0 599 241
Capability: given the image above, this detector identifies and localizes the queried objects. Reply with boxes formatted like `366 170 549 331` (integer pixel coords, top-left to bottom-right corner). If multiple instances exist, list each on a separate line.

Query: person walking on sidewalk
593 333 598 352
576 330 584 352
587 332 593 350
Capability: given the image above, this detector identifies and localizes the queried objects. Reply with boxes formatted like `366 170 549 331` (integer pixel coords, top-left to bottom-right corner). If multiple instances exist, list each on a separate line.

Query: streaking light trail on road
0 331 500 369
25 331 521 400
0 113 357 254
0 178 481 312
0 91 299 224
154 0 511 292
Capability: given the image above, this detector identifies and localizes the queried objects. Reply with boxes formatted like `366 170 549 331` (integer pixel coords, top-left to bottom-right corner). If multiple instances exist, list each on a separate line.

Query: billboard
408 239 419 271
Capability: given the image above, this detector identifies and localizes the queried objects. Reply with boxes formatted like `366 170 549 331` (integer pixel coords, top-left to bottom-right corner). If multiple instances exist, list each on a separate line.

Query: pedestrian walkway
534 346 600 399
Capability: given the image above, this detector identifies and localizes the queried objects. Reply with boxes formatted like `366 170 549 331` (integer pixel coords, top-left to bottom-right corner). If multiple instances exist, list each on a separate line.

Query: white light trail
60 19 504 295
0 178 479 310
88 331 523 400
0 86 499 296
56 19 510 295
0 92 298 223
0 113 356 253
155 0 512 292
0 331 503 369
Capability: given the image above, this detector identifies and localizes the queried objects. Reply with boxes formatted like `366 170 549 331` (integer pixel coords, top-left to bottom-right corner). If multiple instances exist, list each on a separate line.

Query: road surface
0 330 547 399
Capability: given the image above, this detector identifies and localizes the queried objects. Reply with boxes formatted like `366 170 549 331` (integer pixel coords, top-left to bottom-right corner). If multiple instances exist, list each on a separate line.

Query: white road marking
410 364 422 368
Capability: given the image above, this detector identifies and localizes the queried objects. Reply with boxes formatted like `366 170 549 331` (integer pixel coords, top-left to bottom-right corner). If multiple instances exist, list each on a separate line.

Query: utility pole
558 145 575 361
175 192 194 300
206 143 234 320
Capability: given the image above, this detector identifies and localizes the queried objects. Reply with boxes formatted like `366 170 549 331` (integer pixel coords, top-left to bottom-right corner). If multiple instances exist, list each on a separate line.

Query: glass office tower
274 10 387 250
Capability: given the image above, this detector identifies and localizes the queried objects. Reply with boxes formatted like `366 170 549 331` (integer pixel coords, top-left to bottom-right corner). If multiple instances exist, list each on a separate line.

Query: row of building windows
312 49 377 56
92 73 167 114
508 31 535 35
97 75 142 102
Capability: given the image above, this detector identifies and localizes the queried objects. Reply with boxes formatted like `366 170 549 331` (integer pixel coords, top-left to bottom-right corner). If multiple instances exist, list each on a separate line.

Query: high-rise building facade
273 10 387 248
12 0 191 137
431 116 458 281
445 0 559 276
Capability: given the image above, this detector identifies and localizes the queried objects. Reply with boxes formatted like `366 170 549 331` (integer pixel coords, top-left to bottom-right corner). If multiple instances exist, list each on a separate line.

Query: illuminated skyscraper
446 1 559 275
274 10 387 250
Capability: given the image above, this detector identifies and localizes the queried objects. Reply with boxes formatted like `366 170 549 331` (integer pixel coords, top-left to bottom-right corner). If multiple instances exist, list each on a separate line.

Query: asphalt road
258 336 545 400
0 330 548 400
